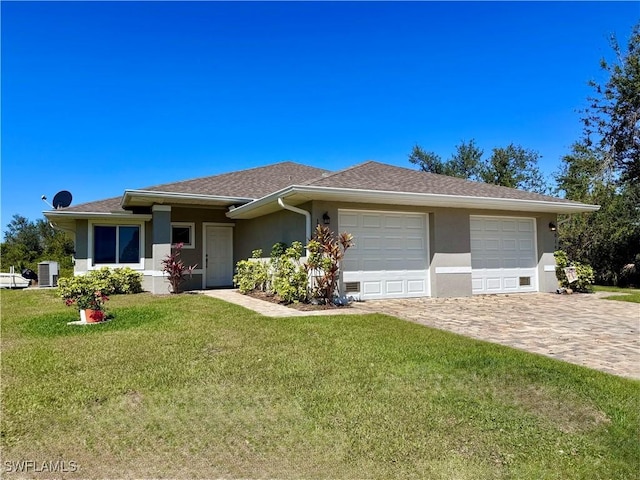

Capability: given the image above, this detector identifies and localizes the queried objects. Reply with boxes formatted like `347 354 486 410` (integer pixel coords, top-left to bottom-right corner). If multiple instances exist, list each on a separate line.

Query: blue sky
2 1 638 234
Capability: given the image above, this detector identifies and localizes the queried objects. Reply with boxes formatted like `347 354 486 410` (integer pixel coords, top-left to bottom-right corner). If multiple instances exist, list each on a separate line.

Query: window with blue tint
94 226 117 263
119 226 140 263
93 225 140 264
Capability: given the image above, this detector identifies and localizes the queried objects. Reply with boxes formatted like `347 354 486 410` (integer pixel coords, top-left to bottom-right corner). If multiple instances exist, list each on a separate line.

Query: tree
0 215 74 274
582 23 640 183
408 145 445 174
555 142 640 285
444 139 483 180
479 144 548 193
408 140 549 193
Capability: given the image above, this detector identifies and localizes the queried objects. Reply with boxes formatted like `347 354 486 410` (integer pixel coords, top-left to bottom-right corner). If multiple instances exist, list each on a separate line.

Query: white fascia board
44 210 152 221
122 189 254 207
226 185 600 219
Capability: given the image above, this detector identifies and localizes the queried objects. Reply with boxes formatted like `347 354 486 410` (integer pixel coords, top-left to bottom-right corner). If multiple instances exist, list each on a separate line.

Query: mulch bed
245 290 351 311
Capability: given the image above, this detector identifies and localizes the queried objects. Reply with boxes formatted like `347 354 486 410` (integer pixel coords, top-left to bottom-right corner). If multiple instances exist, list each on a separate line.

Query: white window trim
171 222 196 249
88 219 145 270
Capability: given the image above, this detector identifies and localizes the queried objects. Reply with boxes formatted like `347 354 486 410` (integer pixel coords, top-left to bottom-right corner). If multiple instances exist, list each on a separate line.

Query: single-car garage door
470 216 537 294
339 210 429 299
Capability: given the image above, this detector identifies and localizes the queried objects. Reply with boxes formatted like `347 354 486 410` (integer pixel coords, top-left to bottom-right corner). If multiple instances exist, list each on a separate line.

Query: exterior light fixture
322 212 331 225
549 222 557 232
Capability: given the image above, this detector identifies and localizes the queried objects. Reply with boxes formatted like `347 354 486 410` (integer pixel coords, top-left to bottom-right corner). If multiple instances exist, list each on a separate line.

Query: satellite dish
52 190 73 209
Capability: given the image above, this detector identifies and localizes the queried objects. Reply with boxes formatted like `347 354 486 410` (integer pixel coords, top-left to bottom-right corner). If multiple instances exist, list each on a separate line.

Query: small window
519 277 531 286
171 223 195 248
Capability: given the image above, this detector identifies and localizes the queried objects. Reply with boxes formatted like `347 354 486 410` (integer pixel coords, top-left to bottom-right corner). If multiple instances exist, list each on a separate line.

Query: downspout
277 197 311 256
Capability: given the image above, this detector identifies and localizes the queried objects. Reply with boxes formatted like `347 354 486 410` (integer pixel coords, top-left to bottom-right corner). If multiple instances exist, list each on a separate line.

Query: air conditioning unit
38 261 59 287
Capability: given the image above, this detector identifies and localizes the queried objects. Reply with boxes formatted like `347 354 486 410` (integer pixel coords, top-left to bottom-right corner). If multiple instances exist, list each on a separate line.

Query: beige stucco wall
234 207 307 262
170 207 233 268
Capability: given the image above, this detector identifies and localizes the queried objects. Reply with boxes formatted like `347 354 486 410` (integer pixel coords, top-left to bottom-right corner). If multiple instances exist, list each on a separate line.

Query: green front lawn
1 290 638 479
593 285 640 303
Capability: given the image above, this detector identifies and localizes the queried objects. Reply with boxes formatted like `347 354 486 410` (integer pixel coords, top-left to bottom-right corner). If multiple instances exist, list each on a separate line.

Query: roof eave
44 210 153 221
226 186 600 219
122 189 255 208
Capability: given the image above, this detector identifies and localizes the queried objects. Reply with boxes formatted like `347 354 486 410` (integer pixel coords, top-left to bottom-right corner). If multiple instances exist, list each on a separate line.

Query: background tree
408 145 445 174
479 144 548 193
582 23 639 183
556 143 640 286
556 23 640 286
409 140 548 193
0 214 75 276
445 139 483 180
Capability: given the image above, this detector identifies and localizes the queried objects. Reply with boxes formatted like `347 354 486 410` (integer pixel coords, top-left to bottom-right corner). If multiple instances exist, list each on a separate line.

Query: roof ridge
140 160 322 191
305 160 377 185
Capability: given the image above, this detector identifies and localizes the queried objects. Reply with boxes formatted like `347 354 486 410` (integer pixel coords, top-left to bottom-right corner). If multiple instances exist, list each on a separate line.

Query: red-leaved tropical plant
161 243 197 294
306 225 354 305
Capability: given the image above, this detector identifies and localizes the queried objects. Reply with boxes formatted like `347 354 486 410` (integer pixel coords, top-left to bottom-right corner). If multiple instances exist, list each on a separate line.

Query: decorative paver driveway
351 293 640 380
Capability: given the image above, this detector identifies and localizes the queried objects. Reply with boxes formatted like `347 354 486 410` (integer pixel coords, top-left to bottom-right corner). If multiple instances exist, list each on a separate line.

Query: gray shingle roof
306 161 575 204
63 162 329 213
58 159 583 214
143 161 329 198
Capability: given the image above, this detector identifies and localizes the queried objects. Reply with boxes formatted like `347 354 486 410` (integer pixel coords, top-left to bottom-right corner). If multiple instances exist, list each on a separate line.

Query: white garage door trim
339 209 430 300
470 215 538 294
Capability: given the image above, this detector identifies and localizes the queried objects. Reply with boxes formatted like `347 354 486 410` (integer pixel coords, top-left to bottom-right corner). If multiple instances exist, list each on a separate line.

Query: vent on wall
519 277 531 286
345 282 361 293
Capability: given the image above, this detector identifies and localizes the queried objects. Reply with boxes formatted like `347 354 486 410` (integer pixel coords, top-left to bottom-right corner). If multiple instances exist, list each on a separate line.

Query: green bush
271 242 308 303
234 243 308 303
554 250 595 292
234 254 270 294
58 267 143 298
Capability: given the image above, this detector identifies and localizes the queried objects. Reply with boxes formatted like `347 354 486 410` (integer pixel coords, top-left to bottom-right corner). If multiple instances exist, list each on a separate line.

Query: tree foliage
556 142 640 285
0 214 75 275
556 23 640 286
409 140 548 193
582 23 640 184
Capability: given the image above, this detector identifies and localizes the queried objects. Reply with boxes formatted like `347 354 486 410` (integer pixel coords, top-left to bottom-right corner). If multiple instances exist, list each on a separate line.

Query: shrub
76 266 143 295
271 242 308 303
306 225 354 305
161 243 197 294
110 267 144 294
58 275 109 312
234 250 270 294
554 250 595 292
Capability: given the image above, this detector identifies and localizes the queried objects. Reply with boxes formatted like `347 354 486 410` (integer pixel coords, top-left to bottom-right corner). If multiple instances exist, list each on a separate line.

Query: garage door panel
362 215 381 228
384 216 404 228
406 237 424 250
385 236 404 249
340 213 358 228
518 221 533 232
503 239 517 250
471 216 538 294
340 210 429 299
502 220 516 232
362 236 382 250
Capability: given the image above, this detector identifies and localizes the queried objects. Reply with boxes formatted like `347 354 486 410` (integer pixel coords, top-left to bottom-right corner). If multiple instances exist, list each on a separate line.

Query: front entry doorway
205 225 233 287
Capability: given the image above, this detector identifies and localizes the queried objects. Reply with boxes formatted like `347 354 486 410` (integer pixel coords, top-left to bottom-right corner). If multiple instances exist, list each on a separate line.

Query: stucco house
44 161 598 298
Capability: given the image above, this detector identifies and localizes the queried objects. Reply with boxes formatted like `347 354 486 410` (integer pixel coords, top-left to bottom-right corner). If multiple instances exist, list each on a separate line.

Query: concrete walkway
203 289 640 380
203 289 361 317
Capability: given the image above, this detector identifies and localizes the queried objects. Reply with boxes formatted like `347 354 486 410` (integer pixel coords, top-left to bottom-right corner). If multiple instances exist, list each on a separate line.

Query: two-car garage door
470 216 538 294
338 210 538 299
339 210 429 299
